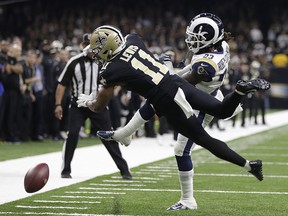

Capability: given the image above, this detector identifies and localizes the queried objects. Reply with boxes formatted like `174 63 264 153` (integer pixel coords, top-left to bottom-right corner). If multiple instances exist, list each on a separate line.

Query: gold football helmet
90 25 125 63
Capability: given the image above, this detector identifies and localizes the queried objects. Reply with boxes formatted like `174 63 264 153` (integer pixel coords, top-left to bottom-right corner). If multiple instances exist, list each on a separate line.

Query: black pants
61 104 130 176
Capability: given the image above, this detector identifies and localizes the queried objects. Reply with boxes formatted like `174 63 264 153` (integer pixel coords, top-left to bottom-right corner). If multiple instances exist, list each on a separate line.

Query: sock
244 160 251 171
179 169 197 209
113 110 147 139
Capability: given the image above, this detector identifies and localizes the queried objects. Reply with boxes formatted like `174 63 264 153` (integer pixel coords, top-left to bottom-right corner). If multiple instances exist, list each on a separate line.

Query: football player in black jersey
77 25 270 207
97 13 240 211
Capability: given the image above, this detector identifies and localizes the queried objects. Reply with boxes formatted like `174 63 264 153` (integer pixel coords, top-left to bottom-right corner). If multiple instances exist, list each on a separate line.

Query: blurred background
0 0 287 142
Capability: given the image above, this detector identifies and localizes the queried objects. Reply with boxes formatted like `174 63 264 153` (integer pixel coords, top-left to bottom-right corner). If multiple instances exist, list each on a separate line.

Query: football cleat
235 79 270 95
122 173 133 180
61 173 72 179
167 202 197 211
97 130 114 141
115 135 131 147
248 160 263 181
97 131 131 146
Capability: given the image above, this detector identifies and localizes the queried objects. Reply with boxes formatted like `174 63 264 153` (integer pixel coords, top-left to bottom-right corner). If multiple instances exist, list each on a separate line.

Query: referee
54 33 132 179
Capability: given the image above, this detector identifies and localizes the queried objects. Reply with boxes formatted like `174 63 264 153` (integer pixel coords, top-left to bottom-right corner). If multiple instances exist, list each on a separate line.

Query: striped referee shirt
58 53 99 100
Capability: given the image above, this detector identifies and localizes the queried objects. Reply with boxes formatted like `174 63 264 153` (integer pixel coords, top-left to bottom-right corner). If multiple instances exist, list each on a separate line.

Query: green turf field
0 125 288 215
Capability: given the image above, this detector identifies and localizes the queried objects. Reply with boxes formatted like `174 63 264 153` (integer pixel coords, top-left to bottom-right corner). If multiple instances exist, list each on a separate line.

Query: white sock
113 110 147 140
179 169 197 209
244 160 251 171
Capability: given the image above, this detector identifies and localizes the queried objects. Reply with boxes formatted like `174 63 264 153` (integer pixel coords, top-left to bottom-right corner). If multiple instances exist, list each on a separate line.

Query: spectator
31 51 45 141
2 43 23 143
20 49 38 141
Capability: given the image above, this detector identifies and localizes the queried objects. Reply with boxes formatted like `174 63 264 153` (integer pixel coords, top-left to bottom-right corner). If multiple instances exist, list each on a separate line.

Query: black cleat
97 131 115 141
235 79 271 95
122 173 133 180
97 130 131 146
248 160 263 181
61 173 72 179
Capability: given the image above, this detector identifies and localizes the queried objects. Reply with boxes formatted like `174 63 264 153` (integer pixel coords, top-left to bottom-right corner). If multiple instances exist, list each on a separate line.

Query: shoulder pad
192 58 218 78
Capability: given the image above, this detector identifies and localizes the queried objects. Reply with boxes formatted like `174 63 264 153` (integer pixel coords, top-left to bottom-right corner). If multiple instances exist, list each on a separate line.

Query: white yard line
1 110 288 205
0 212 132 216
33 200 101 204
70 187 288 195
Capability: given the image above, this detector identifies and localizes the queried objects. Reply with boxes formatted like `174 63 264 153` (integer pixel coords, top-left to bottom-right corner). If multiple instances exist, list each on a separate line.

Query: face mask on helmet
185 13 224 53
90 25 125 63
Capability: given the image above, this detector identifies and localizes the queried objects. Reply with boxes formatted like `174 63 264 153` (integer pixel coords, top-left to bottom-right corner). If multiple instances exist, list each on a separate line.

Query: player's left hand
77 93 96 108
159 54 171 63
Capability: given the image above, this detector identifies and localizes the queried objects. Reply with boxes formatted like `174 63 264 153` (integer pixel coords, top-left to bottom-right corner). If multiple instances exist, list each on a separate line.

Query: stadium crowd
0 0 287 143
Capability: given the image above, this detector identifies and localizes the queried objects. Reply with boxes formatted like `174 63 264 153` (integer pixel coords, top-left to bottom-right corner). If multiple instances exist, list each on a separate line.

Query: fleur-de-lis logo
99 76 107 85
96 34 107 47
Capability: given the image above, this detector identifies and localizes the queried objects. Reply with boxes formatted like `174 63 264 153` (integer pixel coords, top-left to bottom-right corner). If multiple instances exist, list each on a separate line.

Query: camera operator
1 43 24 143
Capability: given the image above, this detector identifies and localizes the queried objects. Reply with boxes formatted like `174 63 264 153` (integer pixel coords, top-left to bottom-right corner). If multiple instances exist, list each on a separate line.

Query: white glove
77 92 96 108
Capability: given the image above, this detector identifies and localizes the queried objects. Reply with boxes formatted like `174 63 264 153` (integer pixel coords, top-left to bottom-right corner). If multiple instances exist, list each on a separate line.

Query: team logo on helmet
95 34 107 48
185 13 224 53
90 25 125 63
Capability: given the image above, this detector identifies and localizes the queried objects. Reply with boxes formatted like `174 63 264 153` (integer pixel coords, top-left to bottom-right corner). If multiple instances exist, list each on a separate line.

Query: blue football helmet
185 13 224 53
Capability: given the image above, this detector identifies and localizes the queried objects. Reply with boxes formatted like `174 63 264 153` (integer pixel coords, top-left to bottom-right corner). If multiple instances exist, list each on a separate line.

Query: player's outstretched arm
77 86 114 112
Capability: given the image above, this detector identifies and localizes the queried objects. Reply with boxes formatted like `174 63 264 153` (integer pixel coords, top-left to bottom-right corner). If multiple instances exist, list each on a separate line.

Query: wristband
55 104 61 107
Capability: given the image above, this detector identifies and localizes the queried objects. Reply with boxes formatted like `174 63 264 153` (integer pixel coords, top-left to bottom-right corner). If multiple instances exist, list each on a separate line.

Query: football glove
77 92 96 108
159 54 172 63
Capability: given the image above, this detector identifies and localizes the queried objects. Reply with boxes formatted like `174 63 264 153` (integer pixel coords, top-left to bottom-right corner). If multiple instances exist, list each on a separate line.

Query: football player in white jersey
95 13 256 210
166 14 243 210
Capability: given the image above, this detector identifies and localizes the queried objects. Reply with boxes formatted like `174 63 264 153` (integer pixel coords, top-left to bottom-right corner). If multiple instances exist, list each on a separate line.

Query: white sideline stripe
51 195 114 199
195 190 288 195
75 187 288 195
66 191 126 195
33 200 101 204
16 205 87 209
89 183 146 187
195 173 288 178
102 180 157 183
0 212 132 216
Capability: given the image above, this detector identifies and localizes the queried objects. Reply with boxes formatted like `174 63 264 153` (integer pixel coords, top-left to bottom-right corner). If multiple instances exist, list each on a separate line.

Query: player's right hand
77 93 96 108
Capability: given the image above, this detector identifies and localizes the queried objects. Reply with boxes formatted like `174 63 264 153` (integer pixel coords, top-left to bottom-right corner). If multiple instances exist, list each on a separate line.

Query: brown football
24 163 49 193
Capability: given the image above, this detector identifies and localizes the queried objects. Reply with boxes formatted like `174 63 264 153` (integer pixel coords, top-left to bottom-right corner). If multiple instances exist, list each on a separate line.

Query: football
24 163 49 193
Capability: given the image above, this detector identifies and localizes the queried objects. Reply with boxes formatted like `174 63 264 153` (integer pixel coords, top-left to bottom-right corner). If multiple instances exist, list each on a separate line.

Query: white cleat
97 131 131 147
114 135 132 147
167 201 197 211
